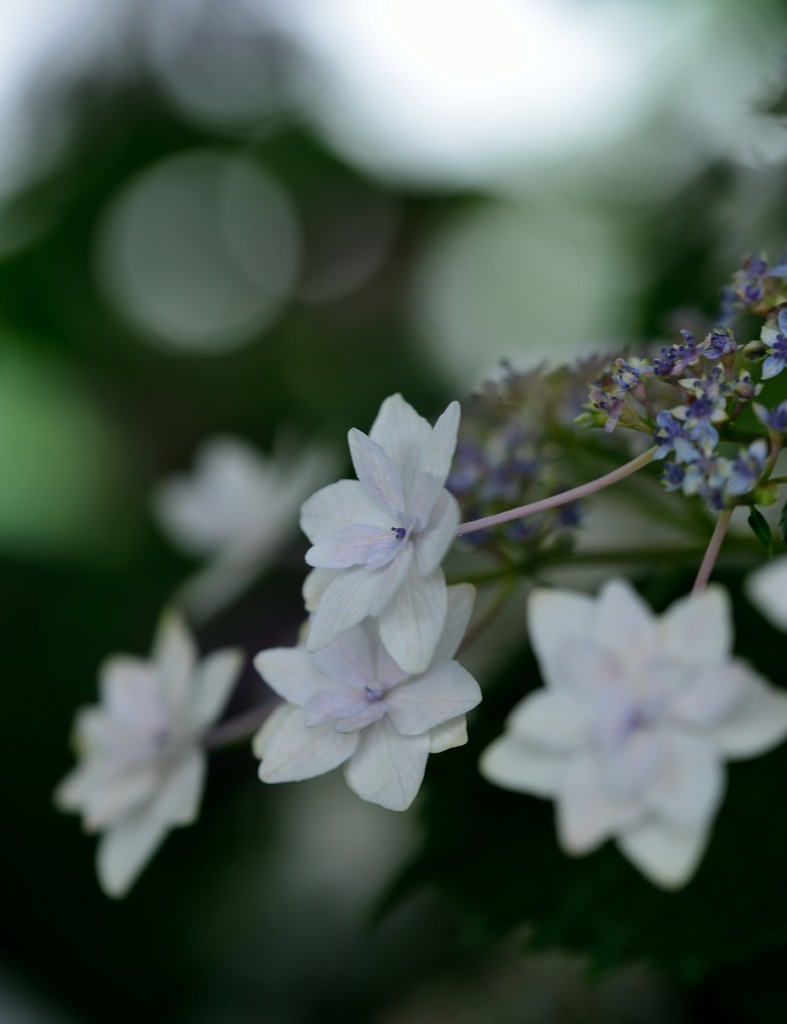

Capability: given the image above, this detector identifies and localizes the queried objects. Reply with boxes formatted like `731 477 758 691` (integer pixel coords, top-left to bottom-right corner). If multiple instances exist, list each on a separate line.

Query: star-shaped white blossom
153 434 337 622
300 394 460 674
253 584 481 810
747 556 787 632
480 579 787 889
55 612 243 897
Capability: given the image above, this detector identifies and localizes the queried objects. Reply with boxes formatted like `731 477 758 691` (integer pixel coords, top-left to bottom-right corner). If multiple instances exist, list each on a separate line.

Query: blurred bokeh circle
96 148 300 353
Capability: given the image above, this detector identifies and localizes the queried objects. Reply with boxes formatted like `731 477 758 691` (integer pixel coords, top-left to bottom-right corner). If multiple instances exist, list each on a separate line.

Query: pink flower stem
691 507 734 597
456 446 658 537
204 702 275 750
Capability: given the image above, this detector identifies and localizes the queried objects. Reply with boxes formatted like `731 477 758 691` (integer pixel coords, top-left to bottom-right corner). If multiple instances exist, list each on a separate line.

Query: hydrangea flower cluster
446 362 598 558
583 253 787 512
55 253 787 908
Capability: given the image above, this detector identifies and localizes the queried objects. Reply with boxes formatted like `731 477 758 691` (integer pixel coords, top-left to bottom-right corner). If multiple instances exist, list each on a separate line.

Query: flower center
390 526 407 541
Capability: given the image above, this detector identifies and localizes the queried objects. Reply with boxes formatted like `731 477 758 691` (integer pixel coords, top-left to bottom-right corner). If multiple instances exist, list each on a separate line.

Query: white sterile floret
253 584 481 811
153 434 337 622
55 611 243 897
480 579 787 889
747 556 787 632
300 394 461 674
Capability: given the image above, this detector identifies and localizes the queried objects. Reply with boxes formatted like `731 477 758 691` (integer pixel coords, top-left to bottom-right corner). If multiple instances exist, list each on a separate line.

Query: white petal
645 732 724 827
368 394 432 494
256 705 358 782
429 716 468 753
557 751 641 854
414 489 460 575
99 657 165 736
300 479 386 544
97 810 170 898
302 567 337 611
306 547 414 651
152 610 197 713
150 749 206 826
251 703 290 758
386 661 481 736
527 588 595 689
188 647 244 732
254 646 334 705
378 565 447 674
343 716 430 810
506 690 591 751
348 428 406 514
423 400 460 483
479 733 564 797
617 817 710 889
595 579 656 658
659 585 732 664
666 662 744 727
430 583 476 664
747 557 787 631
708 674 787 759
83 767 162 831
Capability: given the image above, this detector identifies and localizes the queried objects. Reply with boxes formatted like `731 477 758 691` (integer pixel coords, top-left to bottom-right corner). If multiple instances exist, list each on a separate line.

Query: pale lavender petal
557 751 641 854
762 354 785 380
348 428 406 514
506 690 591 751
300 479 386 544
429 715 467 753
149 749 206 826
83 766 162 831
644 731 723 828
386 661 481 736
430 584 476 664
599 727 665 799
256 705 358 782
659 585 732 664
306 523 403 570
97 809 170 898
334 700 389 732
307 547 414 652
188 648 244 732
708 674 787 759
617 817 709 889
378 565 447 674
479 733 564 797
413 489 460 575
343 717 430 810
527 588 596 690
304 689 370 727
254 647 337 706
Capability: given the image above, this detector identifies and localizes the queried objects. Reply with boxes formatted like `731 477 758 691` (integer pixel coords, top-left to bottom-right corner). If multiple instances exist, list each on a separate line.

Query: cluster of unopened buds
57 252 787 896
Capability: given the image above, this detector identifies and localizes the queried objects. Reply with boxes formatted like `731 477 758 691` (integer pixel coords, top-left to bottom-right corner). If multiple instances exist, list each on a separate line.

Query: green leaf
748 507 773 555
779 501 787 545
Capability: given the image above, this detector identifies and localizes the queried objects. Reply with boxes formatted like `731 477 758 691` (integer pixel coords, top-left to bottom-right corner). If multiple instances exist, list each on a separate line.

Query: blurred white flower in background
480 580 787 888
55 611 244 897
254 584 480 810
153 433 339 622
747 556 787 631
